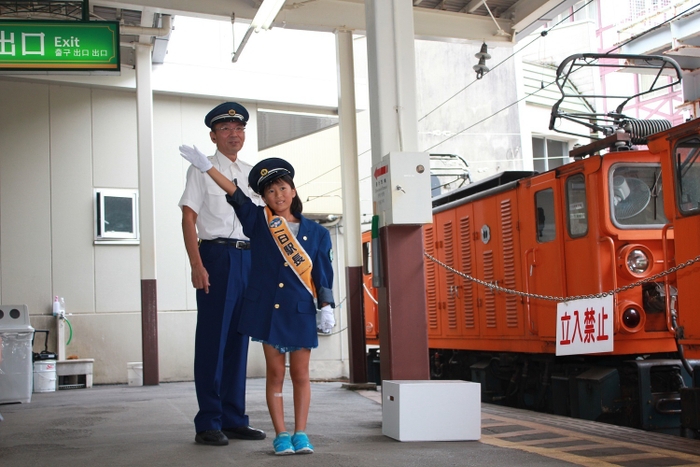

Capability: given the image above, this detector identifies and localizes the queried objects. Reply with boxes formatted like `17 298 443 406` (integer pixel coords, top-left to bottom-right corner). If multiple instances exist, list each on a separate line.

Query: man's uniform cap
205 102 249 128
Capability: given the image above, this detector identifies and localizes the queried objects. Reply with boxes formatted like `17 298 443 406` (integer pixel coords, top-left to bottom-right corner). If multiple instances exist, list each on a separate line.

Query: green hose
64 317 73 346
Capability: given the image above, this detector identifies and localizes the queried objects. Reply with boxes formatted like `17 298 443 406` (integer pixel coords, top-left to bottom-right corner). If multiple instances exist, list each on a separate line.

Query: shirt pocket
205 179 234 217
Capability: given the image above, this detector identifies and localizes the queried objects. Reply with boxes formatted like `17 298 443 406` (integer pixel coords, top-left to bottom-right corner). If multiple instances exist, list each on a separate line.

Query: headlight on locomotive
618 244 653 278
627 249 649 274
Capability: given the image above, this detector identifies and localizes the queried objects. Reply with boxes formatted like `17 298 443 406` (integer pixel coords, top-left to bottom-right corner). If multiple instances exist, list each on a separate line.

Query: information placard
0 21 119 71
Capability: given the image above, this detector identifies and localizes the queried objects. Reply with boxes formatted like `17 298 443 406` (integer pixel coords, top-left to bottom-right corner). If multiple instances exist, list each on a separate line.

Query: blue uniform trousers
194 241 251 433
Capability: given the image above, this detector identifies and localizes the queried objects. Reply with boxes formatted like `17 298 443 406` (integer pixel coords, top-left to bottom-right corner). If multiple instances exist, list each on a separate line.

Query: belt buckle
235 240 247 249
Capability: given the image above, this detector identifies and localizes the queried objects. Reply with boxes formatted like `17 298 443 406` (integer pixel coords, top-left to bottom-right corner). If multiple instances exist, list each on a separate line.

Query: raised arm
179 145 238 195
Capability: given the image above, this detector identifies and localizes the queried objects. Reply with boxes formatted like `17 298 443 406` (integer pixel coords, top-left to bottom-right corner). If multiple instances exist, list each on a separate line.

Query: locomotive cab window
610 164 667 228
674 137 700 215
566 174 588 238
535 189 555 243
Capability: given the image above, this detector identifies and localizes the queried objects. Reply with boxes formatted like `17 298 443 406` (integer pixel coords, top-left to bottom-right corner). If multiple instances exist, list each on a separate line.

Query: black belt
200 238 251 250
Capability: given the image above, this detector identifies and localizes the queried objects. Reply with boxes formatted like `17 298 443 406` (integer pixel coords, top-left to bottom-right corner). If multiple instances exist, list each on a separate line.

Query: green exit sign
0 20 120 72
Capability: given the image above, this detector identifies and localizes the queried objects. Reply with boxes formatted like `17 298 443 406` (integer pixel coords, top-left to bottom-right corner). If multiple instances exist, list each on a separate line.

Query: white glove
320 305 335 333
179 145 212 173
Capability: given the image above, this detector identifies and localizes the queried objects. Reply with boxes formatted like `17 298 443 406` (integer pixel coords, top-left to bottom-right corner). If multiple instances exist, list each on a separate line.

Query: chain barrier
424 251 700 303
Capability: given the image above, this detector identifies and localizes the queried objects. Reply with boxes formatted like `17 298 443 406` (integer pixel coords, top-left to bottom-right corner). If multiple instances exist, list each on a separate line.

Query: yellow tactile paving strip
355 389 700 466
481 414 700 466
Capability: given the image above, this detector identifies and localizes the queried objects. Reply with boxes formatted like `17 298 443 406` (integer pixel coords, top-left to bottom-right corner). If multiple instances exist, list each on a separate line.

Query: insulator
623 118 672 145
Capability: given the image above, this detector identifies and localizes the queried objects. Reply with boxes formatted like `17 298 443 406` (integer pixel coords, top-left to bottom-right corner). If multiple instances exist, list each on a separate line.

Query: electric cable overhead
295 164 340 190
421 0 698 153
301 1 595 196
419 0 593 124
304 1 698 195
295 148 371 193
424 79 556 153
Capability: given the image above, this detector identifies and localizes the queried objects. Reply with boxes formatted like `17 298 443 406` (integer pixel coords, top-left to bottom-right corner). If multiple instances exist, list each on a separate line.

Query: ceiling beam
464 0 486 14
94 0 573 44
505 0 577 35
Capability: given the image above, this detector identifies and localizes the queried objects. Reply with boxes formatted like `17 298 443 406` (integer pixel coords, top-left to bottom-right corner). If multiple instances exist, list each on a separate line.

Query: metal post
82 0 89 22
135 42 159 385
364 0 430 381
336 29 367 383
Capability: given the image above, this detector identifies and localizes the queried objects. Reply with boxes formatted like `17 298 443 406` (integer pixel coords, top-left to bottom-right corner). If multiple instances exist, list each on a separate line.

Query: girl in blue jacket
180 145 335 456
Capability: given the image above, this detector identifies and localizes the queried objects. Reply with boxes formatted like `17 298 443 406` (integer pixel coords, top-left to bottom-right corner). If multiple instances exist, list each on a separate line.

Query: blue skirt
252 337 316 354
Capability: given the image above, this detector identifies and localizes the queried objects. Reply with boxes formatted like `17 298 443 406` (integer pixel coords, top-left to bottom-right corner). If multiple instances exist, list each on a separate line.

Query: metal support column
364 0 430 381
135 42 159 386
336 29 366 383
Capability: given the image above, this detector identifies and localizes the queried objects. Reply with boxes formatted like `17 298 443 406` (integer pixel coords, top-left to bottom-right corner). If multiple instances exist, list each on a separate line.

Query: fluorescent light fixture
250 0 286 32
233 0 286 62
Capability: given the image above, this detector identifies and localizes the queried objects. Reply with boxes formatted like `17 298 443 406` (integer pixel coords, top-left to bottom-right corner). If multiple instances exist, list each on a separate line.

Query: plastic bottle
53 296 60 317
59 297 66 316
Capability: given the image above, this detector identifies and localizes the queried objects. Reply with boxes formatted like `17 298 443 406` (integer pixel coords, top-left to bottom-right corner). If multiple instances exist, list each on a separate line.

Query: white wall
0 14 355 384
0 81 52 315
414 39 525 181
0 78 350 383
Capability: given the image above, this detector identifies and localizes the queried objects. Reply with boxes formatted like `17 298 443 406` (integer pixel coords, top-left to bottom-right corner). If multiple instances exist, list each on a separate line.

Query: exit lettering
54 36 80 48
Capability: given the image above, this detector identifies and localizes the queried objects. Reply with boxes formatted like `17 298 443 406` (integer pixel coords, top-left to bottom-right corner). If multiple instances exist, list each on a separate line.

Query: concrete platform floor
0 379 579 467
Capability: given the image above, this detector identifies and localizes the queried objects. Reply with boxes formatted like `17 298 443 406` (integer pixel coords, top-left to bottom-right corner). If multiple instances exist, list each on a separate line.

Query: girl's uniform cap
205 102 249 128
249 158 295 194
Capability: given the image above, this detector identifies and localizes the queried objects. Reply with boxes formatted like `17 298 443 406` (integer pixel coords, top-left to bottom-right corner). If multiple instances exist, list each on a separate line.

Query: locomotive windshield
609 164 667 228
675 138 700 215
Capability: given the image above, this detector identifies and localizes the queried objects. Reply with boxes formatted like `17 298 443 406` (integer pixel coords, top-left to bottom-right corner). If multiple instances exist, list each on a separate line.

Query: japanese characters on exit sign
556 295 613 356
0 21 120 72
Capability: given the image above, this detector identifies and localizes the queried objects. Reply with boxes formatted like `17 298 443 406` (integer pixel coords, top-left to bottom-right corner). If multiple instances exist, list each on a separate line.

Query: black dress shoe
222 425 266 440
195 430 229 446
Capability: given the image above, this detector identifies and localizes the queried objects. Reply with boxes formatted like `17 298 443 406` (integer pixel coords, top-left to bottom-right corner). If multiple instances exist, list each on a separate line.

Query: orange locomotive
362 54 700 435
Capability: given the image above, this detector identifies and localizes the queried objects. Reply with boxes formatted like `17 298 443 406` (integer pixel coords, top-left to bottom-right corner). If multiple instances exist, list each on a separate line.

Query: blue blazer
227 190 335 349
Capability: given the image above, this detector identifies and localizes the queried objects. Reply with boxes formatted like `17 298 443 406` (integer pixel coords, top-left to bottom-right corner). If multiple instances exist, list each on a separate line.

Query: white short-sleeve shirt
179 150 263 240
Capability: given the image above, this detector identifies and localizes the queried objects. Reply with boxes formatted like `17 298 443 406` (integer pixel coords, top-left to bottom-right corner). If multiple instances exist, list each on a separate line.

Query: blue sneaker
291 431 314 454
273 432 295 455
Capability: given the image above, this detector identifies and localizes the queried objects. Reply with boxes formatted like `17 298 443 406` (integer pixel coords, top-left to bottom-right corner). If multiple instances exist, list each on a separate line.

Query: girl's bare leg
263 344 288 435
289 348 312 432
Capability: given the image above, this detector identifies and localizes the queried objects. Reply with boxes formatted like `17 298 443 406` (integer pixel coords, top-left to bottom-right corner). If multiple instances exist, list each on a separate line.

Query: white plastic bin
0 305 34 404
33 360 57 393
127 362 143 386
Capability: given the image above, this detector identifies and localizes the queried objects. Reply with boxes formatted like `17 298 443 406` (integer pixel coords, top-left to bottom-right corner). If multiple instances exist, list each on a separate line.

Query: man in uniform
179 102 265 446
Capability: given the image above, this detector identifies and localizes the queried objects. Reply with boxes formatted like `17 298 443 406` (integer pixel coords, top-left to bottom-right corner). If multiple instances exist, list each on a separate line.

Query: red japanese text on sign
556 296 613 356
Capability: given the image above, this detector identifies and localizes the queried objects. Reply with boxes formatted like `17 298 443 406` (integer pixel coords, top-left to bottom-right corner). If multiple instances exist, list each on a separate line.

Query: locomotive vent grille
424 225 439 330
501 199 519 328
459 215 475 329
483 251 497 328
443 222 458 329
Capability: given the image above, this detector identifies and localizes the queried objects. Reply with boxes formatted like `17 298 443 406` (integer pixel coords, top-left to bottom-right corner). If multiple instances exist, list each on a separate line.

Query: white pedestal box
382 380 481 442
57 359 94 389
